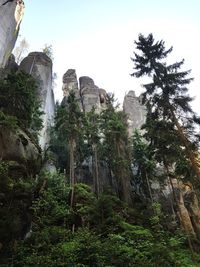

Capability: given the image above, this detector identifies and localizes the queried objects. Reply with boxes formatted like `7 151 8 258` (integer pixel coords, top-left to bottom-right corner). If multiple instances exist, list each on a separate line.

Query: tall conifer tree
131 33 200 181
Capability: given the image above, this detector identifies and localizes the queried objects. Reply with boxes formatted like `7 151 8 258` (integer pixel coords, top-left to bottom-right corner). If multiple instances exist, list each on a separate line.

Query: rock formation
62 69 107 113
0 126 41 176
62 69 82 109
20 52 55 150
79 76 101 113
0 0 24 68
62 69 79 97
123 90 146 136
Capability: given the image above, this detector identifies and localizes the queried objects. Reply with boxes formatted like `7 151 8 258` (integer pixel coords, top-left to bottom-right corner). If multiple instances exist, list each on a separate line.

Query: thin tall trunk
93 143 100 198
29 55 36 75
163 159 179 209
145 171 153 203
170 107 200 181
70 138 75 207
116 140 132 205
167 177 176 218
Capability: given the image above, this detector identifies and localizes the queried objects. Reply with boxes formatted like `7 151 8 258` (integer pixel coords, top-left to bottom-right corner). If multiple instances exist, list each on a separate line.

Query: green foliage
100 96 132 202
0 110 18 129
0 71 43 133
0 161 36 261
42 44 54 60
52 92 84 173
132 130 156 200
0 170 196 266
31 172 70 227
131 33 200 181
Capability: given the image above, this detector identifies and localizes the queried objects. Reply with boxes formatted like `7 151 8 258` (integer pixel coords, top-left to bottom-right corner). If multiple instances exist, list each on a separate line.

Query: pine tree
55 91 83 207
100 94 132 204
132 130 155 203
84 107 101 197
131 33 200 181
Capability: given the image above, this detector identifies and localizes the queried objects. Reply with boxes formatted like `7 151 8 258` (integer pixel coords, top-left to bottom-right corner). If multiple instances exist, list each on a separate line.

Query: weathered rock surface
123 90 146 136
76 158 118 194
62 69 82 109
62 69 79 97
0 126 41 176
0 0 24 68
62 69 107 113
183 187 200 239
20 52 55 150
79 76 102 113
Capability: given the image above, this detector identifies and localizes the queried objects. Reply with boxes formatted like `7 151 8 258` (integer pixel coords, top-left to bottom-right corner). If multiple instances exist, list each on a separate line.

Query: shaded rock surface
0 0 24 68
0 126 41 176
76 158 118 197
20 52 55 150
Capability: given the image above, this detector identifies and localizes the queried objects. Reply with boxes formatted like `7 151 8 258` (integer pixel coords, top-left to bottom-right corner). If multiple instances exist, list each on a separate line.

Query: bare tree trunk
116 140 132 205
29 55 36 75
164 158 195 254
145 171 153 203
167 177 176 218
70 138 75 207
170 108 200 181
93 143 100 198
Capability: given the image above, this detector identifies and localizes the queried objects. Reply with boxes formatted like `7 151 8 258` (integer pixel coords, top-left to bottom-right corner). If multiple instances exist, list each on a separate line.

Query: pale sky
17 0 200 113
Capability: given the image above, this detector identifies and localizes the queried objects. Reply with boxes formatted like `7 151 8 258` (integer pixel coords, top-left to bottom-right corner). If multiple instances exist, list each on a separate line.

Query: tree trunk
145 171 153 203
116 140 132 205
164 158 195 253
93 143 100 198
170 108 200 181
70 138 75 207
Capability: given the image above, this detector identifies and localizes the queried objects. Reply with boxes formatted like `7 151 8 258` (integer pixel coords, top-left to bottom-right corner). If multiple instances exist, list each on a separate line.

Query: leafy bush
10 172 199 267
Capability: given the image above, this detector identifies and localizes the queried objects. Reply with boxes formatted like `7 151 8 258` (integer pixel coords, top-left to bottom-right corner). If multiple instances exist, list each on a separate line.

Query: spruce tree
55 91 83 207
84 107 101 197
100 94 132 204
131 33 200 181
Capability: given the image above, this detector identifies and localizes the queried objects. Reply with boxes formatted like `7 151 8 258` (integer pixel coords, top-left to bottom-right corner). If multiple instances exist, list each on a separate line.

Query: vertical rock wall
20 52 55 150
62 69 82 109
79 76 101 113
123 90 146 136
0 0 24 68
62 69 79 97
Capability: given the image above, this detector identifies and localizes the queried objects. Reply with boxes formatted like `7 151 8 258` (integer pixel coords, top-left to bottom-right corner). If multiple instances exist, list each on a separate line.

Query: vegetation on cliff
0 34 200 266
1 171 198 267
0 70 43 134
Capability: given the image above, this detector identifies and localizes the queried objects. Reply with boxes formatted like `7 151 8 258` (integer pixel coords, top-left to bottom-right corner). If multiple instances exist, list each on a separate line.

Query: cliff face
0 0 24 68
63 76 146 136
20 52 55 150
123 90 146 136
79 76 102 113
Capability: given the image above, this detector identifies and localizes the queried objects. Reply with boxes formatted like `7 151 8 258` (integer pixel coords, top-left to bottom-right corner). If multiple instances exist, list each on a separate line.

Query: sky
17 0 200 113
